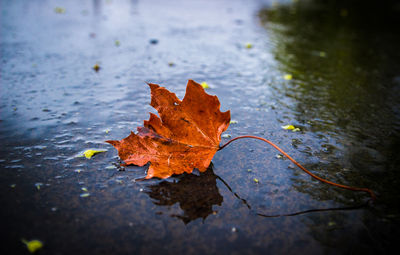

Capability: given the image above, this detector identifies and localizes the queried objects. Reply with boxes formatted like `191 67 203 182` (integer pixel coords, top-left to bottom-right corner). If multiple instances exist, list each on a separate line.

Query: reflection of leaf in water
145 165 222 224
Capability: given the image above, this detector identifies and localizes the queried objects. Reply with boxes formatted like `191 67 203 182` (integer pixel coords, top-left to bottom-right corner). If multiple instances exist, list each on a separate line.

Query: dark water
1 0 400 254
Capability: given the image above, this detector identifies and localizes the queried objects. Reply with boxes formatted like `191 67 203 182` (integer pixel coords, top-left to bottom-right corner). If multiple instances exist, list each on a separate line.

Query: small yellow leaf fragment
81 187 88 192
74 169 83 173
80 193 90 197
22 239 43 253
83 149 107 159
230 120 238 124
35 183 43 190
245 43 253 49
284 74 293 80
54 7 65 14
93 63 100 72
281 125 295 130
200 82 210 89
292 127 301 132
253 178 259 183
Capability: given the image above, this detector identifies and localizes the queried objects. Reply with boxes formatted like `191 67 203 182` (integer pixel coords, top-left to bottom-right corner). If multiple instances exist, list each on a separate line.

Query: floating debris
35 183 43 190
115 40 120 47
74 169 83 173
81 149 107 159
229 120 238 124
245 43 253 49
93 63 100 72
222 134 231 138
200 82 210 89
281 125 301 132
54 7 65 14
10 184 16 188
253 178 259 183
284 74 293 80
81 187 88 192
22 239 43 253
149 39 159 44
80 193 90 198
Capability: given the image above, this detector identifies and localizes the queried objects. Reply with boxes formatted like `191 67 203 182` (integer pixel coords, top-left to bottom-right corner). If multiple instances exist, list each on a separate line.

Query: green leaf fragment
230 120 238 124
80 193 90 197
83 149 107 159
81 187 88 192
22 239 43 253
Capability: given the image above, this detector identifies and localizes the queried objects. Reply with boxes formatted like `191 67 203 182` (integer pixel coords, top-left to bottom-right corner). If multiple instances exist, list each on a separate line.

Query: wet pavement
1 0 400 254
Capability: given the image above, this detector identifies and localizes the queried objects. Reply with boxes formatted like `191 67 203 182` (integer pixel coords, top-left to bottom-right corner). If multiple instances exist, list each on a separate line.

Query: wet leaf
83 149 107 159
35 183 43 190
80 193 90 197
281 124 295 130
245 43 253 49
200 82 210 89
107 80 230 179
93 64 100 72
229 120 238 124
54 7 65 14
281 125 301 132
253 178 259 183
22 239 43 253
284 74 293 80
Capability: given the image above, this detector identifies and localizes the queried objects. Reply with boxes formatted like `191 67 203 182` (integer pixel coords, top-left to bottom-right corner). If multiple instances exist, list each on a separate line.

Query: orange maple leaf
106 80 230 179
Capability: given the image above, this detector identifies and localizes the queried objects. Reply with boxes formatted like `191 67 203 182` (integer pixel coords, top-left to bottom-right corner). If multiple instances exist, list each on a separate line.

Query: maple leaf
106 80 230 179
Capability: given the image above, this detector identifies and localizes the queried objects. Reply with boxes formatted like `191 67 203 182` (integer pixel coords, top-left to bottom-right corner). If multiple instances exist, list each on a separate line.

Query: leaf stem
219 135 376 201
